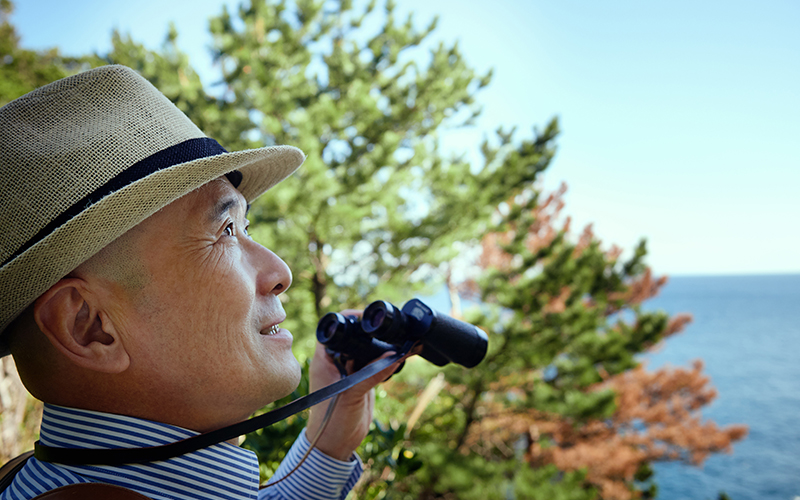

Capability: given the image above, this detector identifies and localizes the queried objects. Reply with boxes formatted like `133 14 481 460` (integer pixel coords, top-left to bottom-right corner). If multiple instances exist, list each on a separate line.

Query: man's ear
34 278 130 374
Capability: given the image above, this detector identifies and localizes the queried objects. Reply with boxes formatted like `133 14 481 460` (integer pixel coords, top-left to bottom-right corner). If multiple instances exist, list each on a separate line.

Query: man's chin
267 357 304 403
286 358 303 394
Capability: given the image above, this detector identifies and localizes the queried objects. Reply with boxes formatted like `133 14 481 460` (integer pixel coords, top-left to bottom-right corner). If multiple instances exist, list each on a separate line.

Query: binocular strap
34 348 411 466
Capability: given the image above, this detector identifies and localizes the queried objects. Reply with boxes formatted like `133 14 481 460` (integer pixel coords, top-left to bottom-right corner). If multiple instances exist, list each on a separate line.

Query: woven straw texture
0 65 304 352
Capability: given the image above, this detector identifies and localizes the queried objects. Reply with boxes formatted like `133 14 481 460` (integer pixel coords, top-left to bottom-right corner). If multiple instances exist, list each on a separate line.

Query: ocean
643 274 800 500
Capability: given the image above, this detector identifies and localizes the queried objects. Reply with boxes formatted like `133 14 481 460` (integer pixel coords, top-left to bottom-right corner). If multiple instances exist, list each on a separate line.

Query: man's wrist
264 429 363 500
301 428 359 463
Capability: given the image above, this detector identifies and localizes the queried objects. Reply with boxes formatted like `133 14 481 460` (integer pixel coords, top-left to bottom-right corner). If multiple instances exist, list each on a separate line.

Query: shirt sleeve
258 429 363 500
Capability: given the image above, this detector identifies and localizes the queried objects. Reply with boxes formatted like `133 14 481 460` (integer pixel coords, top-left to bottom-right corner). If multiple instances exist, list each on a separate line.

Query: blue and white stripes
267 430 362 499
1 404 362 500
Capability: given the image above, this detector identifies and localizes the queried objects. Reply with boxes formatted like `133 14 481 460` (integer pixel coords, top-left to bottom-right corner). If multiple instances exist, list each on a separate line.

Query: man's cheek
198 279 254 331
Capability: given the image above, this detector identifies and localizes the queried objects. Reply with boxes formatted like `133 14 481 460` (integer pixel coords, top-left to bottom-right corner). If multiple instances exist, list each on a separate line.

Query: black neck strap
34 348 409 466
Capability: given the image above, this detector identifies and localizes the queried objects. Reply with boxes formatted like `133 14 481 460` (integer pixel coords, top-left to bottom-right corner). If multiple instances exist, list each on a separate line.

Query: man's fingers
346 351 403 396
339 309 362 318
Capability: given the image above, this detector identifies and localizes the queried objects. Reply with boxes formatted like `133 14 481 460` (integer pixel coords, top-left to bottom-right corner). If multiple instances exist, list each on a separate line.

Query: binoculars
316 298 488 371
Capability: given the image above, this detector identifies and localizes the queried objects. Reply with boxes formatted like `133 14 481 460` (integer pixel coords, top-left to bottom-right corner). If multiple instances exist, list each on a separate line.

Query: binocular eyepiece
316 298 488 371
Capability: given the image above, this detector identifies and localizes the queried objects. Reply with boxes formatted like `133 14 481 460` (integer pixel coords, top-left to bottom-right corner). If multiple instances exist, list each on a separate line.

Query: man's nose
250 241 292 296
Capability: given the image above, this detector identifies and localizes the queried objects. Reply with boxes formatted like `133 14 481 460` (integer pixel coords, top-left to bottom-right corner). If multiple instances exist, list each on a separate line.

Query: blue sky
12 0 800 276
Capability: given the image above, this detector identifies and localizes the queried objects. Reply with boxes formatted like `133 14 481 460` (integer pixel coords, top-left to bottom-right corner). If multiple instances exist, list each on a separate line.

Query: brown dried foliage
462 362 747 500
478 183 569 273
465 183 626 306
604 268 667 315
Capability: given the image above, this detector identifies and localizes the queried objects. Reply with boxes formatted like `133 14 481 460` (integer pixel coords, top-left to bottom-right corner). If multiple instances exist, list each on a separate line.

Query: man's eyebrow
209 196 247 222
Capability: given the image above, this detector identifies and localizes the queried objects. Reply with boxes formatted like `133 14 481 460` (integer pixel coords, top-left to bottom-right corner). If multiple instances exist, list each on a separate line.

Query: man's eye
224 223 235 236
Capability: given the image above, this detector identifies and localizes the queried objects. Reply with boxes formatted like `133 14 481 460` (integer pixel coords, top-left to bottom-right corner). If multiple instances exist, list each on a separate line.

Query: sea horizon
657 271 800 279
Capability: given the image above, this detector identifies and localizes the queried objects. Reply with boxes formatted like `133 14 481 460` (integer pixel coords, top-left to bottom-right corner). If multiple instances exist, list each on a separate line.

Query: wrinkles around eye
221 218 251 239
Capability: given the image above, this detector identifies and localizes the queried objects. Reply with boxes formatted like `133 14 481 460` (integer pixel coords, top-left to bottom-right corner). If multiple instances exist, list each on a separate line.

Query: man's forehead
186 177 248 218
130 176 247 238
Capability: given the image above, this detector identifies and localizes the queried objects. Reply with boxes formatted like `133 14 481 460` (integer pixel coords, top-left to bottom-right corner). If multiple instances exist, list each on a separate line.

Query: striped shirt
1 404 362 500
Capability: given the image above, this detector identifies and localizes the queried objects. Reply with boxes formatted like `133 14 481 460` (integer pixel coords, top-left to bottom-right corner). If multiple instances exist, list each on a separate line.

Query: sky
11 0 800 276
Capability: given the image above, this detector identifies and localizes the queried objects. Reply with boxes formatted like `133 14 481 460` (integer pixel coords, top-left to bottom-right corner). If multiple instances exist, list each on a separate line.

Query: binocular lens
326 321 338 339
363 305 386 330
318 314 343 343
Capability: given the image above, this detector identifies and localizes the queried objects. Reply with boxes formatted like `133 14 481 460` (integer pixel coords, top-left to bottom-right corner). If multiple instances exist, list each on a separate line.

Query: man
0 65 400 499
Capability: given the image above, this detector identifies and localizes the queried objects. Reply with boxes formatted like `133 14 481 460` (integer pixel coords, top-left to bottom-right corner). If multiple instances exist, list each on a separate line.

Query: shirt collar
39 403 261 500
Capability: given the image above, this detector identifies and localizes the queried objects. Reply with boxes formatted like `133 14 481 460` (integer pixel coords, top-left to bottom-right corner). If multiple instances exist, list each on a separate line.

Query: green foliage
0 0 73 105
635 463 657 499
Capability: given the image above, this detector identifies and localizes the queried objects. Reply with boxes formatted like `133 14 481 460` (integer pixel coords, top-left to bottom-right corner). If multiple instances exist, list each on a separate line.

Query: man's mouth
261 324 281 336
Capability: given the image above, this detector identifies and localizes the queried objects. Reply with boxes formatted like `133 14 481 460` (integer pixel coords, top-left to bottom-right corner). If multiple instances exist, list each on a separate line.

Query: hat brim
0 145 304 355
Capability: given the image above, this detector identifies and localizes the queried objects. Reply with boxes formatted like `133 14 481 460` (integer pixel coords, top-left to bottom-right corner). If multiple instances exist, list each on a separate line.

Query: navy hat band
3 137 227 268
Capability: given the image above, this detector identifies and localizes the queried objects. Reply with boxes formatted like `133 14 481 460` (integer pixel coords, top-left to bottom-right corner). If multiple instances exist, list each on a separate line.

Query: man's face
106 177 300 431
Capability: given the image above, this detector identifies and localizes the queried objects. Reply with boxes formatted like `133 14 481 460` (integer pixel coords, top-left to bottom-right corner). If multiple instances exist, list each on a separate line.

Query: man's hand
305 309 403 461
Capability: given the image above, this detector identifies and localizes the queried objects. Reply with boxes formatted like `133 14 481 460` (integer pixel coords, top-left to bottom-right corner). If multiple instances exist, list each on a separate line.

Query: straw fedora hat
0 65 304 356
